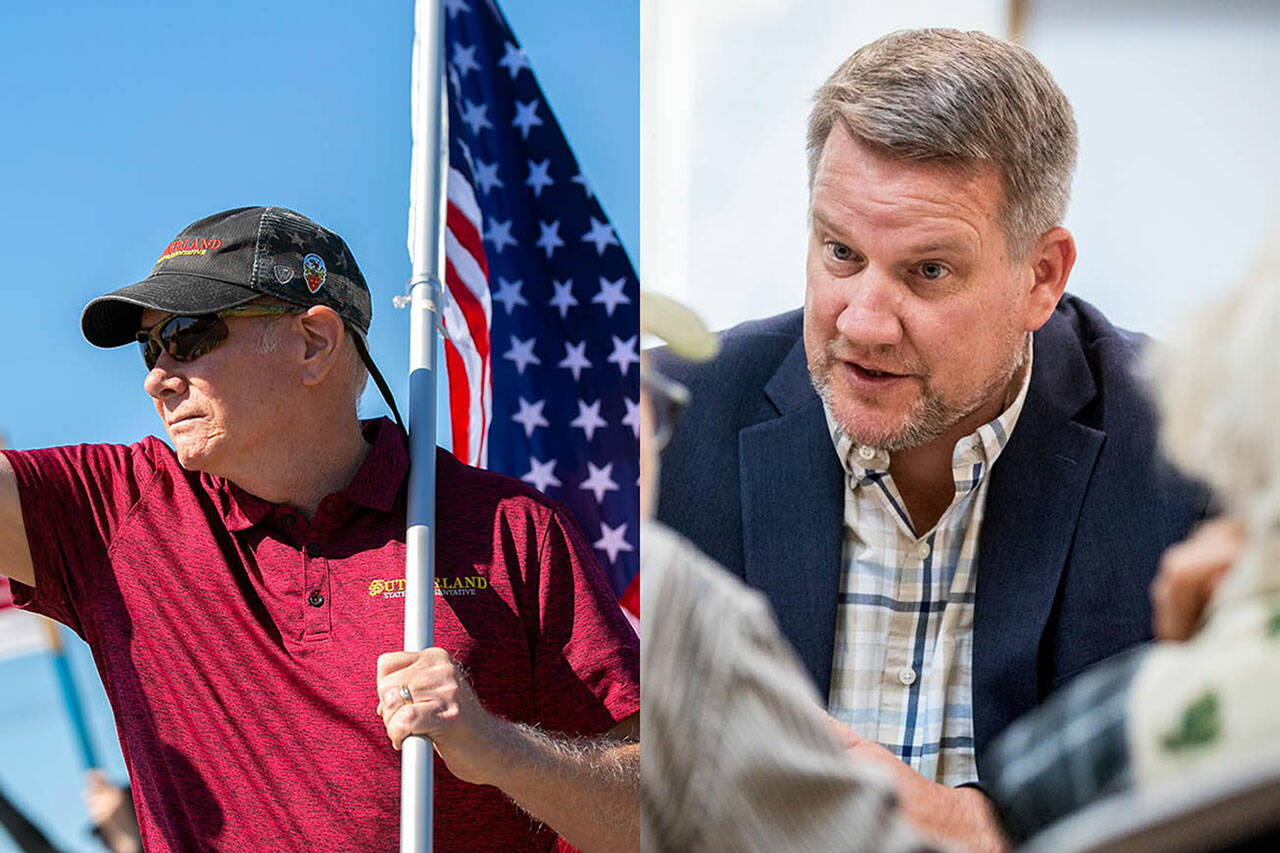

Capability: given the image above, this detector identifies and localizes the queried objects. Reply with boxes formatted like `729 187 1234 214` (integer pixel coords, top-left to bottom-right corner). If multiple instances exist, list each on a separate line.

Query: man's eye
918 262 948 280
827 242 854 262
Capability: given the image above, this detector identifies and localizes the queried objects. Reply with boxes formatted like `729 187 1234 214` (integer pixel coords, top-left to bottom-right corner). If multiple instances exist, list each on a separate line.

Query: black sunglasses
136 304 303 370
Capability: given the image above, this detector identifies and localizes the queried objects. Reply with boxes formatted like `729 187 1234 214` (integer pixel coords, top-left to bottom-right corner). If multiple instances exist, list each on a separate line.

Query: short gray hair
255 303 369 410
343 332 371 411
806 28 1077 258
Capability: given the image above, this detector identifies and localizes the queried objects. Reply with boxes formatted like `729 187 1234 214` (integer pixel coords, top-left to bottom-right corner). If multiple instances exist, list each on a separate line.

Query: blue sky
0 1 636 849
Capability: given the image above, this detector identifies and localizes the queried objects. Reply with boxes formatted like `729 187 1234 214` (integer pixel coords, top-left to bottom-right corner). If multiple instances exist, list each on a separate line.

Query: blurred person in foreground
654 29 1207 850
640 292 929 852
983 243 1280 843
0 207 639 852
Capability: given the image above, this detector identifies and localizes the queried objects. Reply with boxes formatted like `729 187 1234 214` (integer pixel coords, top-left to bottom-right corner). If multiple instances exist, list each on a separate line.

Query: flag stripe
443 339 474 463
440 279 489 465
443 254 492 457
446 208 487 280
447 168 484 236
445 223 492 316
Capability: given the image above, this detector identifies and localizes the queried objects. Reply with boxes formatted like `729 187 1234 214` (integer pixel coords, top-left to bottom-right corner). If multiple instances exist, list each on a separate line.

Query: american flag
437 0 639 615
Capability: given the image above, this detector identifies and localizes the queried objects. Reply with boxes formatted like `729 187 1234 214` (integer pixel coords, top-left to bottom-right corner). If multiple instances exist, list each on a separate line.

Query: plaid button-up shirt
825 351 1032 786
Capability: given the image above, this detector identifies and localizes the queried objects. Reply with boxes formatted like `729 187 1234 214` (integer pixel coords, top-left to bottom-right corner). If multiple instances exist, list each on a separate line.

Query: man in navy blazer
655 29 1207 848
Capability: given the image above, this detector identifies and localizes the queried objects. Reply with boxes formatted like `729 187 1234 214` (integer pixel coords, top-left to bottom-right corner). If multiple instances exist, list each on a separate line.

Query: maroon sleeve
1 442 158 637
529 505 640 736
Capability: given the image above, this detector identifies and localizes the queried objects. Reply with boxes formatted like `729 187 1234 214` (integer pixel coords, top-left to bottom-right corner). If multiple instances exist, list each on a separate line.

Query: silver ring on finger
399 684 414 705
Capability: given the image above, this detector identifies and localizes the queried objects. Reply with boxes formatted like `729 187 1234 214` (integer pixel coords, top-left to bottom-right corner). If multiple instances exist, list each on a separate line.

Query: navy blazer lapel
973 315 1104 768
739 338 845 696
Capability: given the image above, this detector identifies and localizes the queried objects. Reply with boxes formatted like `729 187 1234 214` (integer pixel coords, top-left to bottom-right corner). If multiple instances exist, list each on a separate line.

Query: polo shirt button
897 666 917 686
916 541 931 560
857 445 877 461
308 591 325 607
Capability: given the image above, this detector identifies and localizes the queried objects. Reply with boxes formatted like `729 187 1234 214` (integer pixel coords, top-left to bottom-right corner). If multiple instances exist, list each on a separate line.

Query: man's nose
142 356 187 399
834 264 904 348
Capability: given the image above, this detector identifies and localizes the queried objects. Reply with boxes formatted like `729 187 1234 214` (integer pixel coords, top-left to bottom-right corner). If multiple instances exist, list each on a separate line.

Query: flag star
474 160 502 195
558 341 593 382
607 335 640 376
502 335 541 375
570 399 608 441
525 159 554 198
521 456 561 493
461 99 492 135
452 43 480 77
593 521 634 563
512 99 544 140
448 65 463 100
592 277 631 316
571 172 594 199
623 397 641 438
549 279 578 319
535 220 564 259
484 218 517 253
579 461 620 504
443 0 470 17
511 397 549 437
493 278 528 314
498 41 531 79
580 217 619 255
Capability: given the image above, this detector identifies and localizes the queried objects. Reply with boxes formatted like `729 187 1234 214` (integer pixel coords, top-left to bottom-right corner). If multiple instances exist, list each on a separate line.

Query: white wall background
642 0 1280 339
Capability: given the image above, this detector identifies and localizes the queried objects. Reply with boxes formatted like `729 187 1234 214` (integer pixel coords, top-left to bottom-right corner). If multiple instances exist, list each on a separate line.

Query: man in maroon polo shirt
0 207 640 852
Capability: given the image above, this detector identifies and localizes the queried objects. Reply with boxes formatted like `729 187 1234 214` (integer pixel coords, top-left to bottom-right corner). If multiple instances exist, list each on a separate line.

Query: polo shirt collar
218 417 408 531
340 417 410 512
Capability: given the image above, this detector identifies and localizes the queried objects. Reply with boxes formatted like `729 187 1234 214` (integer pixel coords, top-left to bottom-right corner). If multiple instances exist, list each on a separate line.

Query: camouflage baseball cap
82 206 373 347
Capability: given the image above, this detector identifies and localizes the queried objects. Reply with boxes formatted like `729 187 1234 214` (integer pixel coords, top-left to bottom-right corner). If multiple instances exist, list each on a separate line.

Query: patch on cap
273 264 294 284
303 253 326 293
157 236 223 264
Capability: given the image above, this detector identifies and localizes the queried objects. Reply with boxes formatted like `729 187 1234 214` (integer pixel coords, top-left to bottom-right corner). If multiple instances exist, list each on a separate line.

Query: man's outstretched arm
377 649 638 853
0 455 35 589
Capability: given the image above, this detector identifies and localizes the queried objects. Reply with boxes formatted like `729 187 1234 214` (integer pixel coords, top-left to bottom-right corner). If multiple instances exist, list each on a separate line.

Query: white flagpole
404 0 446 850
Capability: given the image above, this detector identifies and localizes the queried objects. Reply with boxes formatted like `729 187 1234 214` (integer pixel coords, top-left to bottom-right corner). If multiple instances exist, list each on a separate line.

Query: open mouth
846 362 908 382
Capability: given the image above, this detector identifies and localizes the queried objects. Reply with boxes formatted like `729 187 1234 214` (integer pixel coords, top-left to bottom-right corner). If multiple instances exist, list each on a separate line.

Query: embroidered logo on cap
302 253 326 293
273 265 294 284
157 237 223 264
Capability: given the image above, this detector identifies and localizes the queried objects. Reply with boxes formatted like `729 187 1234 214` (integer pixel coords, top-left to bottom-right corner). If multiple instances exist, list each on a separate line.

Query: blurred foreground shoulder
641 522 929 853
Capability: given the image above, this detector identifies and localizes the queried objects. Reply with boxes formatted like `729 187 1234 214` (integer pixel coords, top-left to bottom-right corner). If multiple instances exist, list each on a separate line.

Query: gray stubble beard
810 331 1029 453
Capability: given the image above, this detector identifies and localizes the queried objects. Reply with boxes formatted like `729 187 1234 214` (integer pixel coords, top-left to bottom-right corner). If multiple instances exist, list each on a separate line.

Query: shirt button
307 591 325 607
916 541 932 560
897 666 917 686
857 445 877 461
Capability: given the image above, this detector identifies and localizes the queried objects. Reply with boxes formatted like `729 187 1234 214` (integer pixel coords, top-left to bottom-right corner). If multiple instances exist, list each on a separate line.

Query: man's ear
296 306 346 386
1021 226 1076 332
